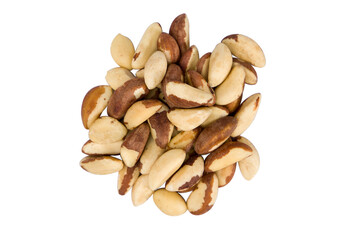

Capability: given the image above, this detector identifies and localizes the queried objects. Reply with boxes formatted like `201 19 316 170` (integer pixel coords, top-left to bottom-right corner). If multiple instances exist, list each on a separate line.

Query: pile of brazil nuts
80 13 265 216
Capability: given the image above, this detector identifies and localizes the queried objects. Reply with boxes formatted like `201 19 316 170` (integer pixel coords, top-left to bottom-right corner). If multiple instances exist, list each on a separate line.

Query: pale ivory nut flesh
80 156 123 175
231 93 261 137
208 43 233 87
236 136 260 180
139 135 165 174
153 188 187 216
110 34 135 70
88 117 127 144
144 51 167 90
81 85 113 129
82 140 123 155
196 52 211 80
233 58 258 85
148 149 186 190
167 107 212 131
168 127 201 153
186 70 215 106
157 32 180 64
123 100 162 130
169 13 189 55
131 175 154 206
105 67 135 90
117 165 140 195
222 34 266 68
201 105 229 127
215 163 236 187
132 22 162 69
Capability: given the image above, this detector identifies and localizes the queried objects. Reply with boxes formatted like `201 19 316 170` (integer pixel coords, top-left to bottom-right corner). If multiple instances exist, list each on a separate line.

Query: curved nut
196 52 211 79
153 189 187 216
215 163 236 187
117 164 140 195
123 100 162 130
110 34 135 70
168 127 201 153
80 156 123 175
105 67 135 90
201 105 229 127
179 45 199 72
131 175 154 206
157 32 180 64
88 117 127 144
167 107 212 131
139 135 165 174
233 58 258 85
236 136 260 180
144 51 167 90
208 43 232 87
81 85 113 129
187 70 215 105
82 140 123 156
225 95 242 113
148 110 174 149
169 13 189 55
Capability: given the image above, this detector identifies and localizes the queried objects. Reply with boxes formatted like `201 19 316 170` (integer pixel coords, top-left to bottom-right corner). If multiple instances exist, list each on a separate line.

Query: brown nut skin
226 95 243 114
233 58 258 85
81 85 113 129
215 163 236 187
179 45 199 72
186 70 215 106
157 32 180 64
194 116 237 155
168 127 202 153
107 78 149 119
161 64 184 108
148 111 174 149
169 13 189 55
117 164 140 195
201 105 229 128
196 52 211 80
105 67 134 90
80 155 123 175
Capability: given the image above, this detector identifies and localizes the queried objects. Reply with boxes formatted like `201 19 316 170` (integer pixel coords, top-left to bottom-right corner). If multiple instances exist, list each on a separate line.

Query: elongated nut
120 123 150 167
88 117 127 144
196 52 211 79
105 67 135 90
187 173 218 215
107 78 149 119
110 34 135 70
201 105 229 127
167 107 212 131
204 141 252 172
81 85 113 129
139 135 165 174
186 70 215 105
231 93 261 137
195 116 237 155
148 107 174 149
215 163 236 187
225 95 242 113
168 127 201 153
117 164 140 195
148 149 186 190
144 51 167 89
82 140 123 156
208 43 232 87
222 34 265 68
233 58 258 85
169 13 189 55
131 175 153 206
215 65 245 105
153 189 187 216
80 156 123 175
166 155 204 192
132 22 162 69
123 100 162 130
236 136 260 180
157 32 180 64
179 45 199 72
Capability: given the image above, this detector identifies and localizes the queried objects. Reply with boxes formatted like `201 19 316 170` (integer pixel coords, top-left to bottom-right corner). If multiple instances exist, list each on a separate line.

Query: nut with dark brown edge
186 70 215 105
179 45 199 72
105 67 135 90
80 156 123 175
236 136 260 180
215 163 236 187
168 127 201 153
161 64 184 108
157 32 180 64
82 140 123 156
148 108 174 149
117 164 140 195
196 52 211 79
153 189 187 216
169 13 189 55
233 58 258 85
187 173 218 215
225 95 242 114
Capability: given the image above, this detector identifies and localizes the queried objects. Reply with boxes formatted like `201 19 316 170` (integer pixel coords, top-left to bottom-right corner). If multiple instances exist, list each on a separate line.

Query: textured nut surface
81 85 113 129
131 175 153 206
196 52 211 79
144 51 167 89
148 149 186 190
168 127 201 153
169 13 189 55
110 34 135 70
187 173 218 215
132 22 162 69
236 136 260 180
107 78 149 119
148 110 174 149
215 65 245 105
117 164 140 195
157 32 180 64
153 189 187 216
208 43 233 87
80 156 123 175
167 107 212 131
215 163 236 187
231 93 261 137
225 95 242 113
123 100 162 130
201 105 229 127
82 140 123 156
179 45 199 72
120 123 150 167
166 155 204 192
195 116 237 155
88 117 127 144
204 141 252 172
139 135 165 174
105 67 135 90
233 58 258 85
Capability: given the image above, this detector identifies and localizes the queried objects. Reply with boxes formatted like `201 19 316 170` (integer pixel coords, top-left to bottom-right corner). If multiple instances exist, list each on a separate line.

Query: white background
0 0 359 239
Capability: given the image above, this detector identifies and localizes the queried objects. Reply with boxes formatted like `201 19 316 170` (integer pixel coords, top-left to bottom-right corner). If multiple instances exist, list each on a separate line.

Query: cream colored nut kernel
132 22 162 69
215 65 245 105
80 156 123 175
204 141 252 172
166 155 204 192
233 58 258 85
88 117 127 144
231 93 261 137
123 100 162 130
144 51 167 90
167 107 212 131
179 45 199 72
169 13 189 55
81 85 113 129
226 95 242 113
148 149 186 190
139 135 165 174
110 34 135 70
215 163 236 187
153 188 187 216
208 43 232 87
168 127 201 153
82 140 123 156
105 67 135 90
201 105 229 127
236 136 260 180
131 175 153 206
157 32 180 64
135 69 145 78
187 173 218 215
186 70 215 105
117 164 140 195
196 52 211 79
148 110 174 149
222 34 266 68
